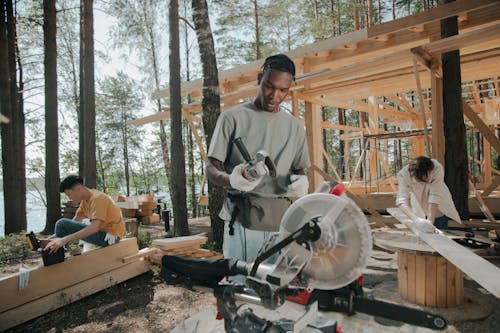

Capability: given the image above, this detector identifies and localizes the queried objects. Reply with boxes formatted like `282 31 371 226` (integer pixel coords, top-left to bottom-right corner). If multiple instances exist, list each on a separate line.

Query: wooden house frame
132 0 500 215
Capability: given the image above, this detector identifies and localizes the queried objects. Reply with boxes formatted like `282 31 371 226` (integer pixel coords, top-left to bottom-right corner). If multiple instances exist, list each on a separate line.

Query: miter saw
162 182 447 332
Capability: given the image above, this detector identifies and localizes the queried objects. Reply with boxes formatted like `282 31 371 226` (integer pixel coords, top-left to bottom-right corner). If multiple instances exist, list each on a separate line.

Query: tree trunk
79 0 96 188
1 0 27 235
122 103 130 196
192 0 224 248
368 0 373 27
43 0 61 234
252 0 261 60
439 0 469 219
182 2 197 218
137 1 174 209
354 1 360 30
169 0 189 236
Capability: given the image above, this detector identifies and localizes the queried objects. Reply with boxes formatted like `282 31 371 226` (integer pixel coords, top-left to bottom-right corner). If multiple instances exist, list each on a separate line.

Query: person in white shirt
396 156 461 233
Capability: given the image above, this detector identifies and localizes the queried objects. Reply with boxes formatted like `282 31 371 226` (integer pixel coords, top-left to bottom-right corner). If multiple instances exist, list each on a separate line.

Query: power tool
26 231 65 266
233 137 276 181
162 182 448 332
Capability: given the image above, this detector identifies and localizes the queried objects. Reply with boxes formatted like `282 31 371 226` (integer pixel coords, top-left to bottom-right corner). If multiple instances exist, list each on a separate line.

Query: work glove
413 217 436 233
104 233 117 245
286 175 309 197
229 163 263 192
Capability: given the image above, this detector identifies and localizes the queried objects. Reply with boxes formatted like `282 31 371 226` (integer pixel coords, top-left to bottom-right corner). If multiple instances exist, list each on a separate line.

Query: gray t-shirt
208 102 310 197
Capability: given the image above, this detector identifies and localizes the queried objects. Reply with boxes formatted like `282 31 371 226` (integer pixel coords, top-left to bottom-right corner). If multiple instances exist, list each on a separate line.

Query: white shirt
396 159 461 222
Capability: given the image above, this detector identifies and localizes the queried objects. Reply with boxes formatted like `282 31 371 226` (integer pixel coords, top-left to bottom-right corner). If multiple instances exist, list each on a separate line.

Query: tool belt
228 193 292 234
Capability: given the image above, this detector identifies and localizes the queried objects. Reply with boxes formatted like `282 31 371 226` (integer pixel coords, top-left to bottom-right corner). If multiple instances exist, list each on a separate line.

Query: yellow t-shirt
75 189 125 237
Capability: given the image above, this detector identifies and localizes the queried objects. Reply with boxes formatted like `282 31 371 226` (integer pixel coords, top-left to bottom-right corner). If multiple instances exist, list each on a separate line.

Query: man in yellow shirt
44 175 125 254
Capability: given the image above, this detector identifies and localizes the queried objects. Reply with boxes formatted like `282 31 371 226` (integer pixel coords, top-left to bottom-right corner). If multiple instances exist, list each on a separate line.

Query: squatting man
206 54 311 265
42 175 126 253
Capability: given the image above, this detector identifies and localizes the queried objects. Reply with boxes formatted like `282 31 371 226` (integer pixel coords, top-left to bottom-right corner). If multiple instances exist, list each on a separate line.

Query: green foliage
200 241 219 252
137 231 152 249
0 232 36 266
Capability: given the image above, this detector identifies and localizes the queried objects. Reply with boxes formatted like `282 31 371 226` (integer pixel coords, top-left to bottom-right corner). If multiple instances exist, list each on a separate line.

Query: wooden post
431 65 445 164
305 101 323 191
412 56 431 157
291 90 299 119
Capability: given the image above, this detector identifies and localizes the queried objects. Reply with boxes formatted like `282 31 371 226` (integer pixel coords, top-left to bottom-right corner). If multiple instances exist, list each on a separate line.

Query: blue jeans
55 218 113 247
434 216 449 230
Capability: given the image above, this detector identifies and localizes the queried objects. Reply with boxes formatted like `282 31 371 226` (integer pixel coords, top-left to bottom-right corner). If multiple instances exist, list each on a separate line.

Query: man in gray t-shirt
206 54 310 264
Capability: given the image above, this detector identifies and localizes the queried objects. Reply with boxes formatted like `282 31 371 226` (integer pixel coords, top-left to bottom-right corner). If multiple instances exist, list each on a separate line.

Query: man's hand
413 217 436 233
44 237 67 254
229 163 263 192
286 174 309 197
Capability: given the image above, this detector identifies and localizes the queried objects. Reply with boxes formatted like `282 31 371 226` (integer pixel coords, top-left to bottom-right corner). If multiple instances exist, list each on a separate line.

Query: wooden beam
0 238 139 313
431 65 444 164
322 148 342 182
412 56 431 157
368 0 499 38
0 113 9 123
184 111 208 161
469 179 497 223
482 176 500 197
388 207 500 298
418 23 500 56
463 100 500 153
291 90 299 119
305 102 323 190
0 260 150 331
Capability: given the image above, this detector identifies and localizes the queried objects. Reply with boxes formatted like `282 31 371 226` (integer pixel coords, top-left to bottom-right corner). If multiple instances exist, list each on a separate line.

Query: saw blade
279 193 372 290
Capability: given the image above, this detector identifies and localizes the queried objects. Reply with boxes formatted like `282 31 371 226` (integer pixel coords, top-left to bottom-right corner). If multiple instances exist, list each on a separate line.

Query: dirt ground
2 219 500 333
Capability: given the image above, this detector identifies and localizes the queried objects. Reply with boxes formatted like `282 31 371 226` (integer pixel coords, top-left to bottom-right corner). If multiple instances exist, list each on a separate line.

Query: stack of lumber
61 200 79 219
116 199 139 218
138 195 160 225
148 234 222 265
0 238 150 331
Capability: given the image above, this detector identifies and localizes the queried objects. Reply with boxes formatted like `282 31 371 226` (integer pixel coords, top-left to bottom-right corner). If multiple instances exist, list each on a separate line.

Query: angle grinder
233 137 276 181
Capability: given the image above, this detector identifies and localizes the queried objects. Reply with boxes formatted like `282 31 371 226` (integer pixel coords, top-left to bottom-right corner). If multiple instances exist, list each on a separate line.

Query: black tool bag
228 193 292 233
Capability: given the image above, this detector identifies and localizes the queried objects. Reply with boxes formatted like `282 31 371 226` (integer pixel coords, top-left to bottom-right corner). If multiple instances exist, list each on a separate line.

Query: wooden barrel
397 251 463 307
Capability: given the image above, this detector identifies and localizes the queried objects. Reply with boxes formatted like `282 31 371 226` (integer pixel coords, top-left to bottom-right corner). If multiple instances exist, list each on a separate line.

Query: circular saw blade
280 193 372 290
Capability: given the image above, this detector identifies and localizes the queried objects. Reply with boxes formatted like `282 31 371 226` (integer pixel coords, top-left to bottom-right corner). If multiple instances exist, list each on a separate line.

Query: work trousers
55 218 111 247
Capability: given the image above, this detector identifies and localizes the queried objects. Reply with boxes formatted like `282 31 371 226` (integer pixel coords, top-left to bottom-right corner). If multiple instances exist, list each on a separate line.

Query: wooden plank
436 256 448 308
482 176 500 197
0 238 139 313
0 113 9 123
368 0 498 38
469 179 497 223
455 265 464 305
152 234 208 251
407 253 417 302
121 247 161 264
463 99 500 153
446 260 457 308
398 252 408 299
388 208 500 297
415 254 427 305
184 111 208 161
0 260 150 331
412 56 431 157
425 255 437 307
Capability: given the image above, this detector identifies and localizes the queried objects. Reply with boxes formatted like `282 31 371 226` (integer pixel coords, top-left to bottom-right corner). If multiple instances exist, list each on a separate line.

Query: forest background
0 0 446 241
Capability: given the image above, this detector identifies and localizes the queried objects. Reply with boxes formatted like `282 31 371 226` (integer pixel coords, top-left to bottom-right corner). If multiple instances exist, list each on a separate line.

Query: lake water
0 191 47 237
